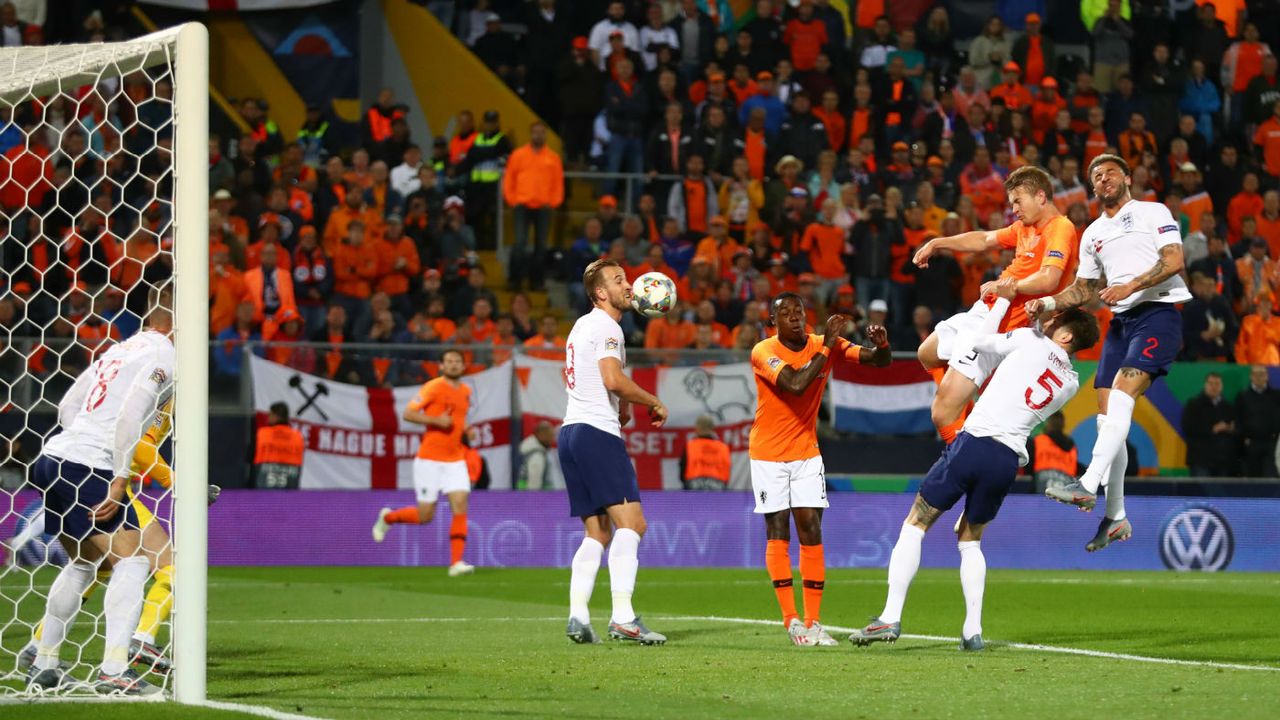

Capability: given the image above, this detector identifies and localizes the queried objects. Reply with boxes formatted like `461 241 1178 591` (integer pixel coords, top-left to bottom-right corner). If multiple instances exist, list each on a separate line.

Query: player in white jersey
560 258 670 645
849 300 1099 650
1027 154 1192 551
26 304 175 696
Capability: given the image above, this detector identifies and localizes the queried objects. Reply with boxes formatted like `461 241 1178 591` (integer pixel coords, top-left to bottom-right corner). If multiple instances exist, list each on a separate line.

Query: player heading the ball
560 259 669 645
912 166 1078 444
749 293 891 646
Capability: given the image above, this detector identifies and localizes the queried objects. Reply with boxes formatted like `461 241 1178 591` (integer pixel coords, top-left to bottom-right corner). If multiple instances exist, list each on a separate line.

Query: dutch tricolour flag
830 360 937 435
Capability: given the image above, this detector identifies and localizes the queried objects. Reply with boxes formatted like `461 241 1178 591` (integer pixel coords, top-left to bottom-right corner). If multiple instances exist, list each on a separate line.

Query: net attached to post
0 26 192 700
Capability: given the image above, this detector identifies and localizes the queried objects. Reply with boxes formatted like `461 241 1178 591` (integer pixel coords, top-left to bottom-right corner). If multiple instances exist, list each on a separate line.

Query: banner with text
250 356 513 489
516 357 757 490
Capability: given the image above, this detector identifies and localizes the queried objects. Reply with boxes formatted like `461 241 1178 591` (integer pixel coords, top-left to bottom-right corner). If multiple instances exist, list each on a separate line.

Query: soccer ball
631 271 678 319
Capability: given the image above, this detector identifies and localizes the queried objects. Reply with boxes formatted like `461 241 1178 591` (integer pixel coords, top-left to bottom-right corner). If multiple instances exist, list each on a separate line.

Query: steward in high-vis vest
461 110 512 248
1025 411 1081 493
681 415 732 490
254 402 306 489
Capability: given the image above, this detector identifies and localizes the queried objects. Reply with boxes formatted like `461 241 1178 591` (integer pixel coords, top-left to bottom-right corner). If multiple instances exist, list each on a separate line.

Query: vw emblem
1159 505 1234 572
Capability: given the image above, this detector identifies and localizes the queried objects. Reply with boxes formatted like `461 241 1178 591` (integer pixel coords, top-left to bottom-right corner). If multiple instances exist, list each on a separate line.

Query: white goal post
0 23 208 703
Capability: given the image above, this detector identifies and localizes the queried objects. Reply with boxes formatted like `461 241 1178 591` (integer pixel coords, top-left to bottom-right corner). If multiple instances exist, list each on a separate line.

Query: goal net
0 24 207 702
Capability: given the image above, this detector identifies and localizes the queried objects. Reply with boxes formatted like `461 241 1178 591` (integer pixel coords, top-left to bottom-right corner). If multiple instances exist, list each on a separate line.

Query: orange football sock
449 513 468 565
385 506 421 524
928 366 947 386
765 539 797 626
799 544 825 627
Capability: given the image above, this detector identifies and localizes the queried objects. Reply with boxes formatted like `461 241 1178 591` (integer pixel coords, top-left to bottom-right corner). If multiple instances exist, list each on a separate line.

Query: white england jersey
562 308 625 437
964 329 1080 465
1078 199 1192 313
43 330 175 477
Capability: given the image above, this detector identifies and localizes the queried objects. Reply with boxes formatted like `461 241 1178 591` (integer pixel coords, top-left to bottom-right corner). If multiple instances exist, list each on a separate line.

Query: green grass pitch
3 566 1279 719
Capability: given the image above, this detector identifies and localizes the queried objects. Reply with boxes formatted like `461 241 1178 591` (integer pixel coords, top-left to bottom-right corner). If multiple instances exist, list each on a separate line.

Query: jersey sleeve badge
767 357 782 370
605 337 619 350
1158 224 1178 234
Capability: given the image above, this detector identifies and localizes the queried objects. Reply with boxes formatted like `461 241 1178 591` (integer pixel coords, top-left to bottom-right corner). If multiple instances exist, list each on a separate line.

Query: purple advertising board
3 490 1276 572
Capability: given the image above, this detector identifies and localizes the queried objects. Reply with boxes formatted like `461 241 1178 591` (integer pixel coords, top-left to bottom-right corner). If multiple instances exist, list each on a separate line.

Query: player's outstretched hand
995 276 1019 299
648 403 668 428
208 484 222 506
1099 281 1135 306
91 477 129 522
1025 298 1048 319
864 324 888 348
912 240 936 267
823 313 850 346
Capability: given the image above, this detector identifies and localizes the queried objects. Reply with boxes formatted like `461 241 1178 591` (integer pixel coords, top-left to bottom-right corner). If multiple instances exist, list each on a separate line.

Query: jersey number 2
1025 369 1063 410
564 343 576 389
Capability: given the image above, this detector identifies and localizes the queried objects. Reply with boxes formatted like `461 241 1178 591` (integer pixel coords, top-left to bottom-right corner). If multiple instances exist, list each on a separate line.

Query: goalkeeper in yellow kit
18 398 220 675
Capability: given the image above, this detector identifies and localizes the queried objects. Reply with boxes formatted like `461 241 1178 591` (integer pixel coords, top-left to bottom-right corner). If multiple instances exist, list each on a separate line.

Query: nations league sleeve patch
1158 224 1179 234
149 368 167 385
605 337 619 350
768 357 782 370
1047 250 1065 259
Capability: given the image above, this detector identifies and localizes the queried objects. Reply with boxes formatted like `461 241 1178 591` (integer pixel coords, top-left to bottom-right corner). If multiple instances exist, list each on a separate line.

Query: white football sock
35 561 96 671
880 523 926 624
958 541 986 639
608 528 641 624
568 537 604 623
1082 392 1135 493
9 510 45 552
101 556 149 676
1104 438 1128 521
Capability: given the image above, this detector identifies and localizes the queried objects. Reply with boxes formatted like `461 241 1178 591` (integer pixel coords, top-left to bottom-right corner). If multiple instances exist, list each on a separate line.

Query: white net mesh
0 28 186 698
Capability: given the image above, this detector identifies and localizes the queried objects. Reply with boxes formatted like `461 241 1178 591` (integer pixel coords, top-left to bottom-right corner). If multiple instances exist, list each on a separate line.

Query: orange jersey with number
993 213 1078 331
407 377 471 461
749 334 862 462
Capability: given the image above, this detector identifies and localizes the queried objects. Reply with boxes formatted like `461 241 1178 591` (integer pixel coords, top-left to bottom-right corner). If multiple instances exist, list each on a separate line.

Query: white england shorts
750 456 828 514
413 458 470 503
934 311 1000 387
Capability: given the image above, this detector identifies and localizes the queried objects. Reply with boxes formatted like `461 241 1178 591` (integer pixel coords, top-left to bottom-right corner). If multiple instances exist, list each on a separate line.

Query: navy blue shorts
31 454 139 541
1096 302 1182 389
918 432 1021 526
558 423 640 518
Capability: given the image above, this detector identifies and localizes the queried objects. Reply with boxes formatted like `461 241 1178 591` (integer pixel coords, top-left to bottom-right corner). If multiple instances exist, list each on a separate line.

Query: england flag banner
516 357 757 490
250 356 513 489
830 359 937 435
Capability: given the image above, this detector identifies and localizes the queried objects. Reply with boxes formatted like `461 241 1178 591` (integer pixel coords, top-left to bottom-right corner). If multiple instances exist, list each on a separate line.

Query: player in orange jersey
371 349 476 576
911 165 1078 443
750 293 891 646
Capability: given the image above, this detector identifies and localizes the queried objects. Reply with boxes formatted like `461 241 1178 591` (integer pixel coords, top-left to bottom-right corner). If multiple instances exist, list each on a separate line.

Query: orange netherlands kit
993 213 1078 331
749 334 861 462
407 377 471 462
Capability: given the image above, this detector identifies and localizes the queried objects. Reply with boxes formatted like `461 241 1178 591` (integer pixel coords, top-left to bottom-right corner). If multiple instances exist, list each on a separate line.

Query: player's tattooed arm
1099 243 1183 305
1027 276 1103 317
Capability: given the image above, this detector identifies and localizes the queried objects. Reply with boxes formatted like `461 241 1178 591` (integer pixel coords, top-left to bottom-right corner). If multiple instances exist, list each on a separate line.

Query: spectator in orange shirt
644 298 697 350
800 198 848 302
211 188 249 247
375 214 421 316
1117 112 1157 172
679 255 719 305
524 314 566 360
1257 191 1280 259
419 294 458 341
1029 77 1066 143
490 314 519 365
783 0 828 72
332 220 379 319
243 242 297 325
209 244 248 336
959 146 1006 226
695 299 732 347
466 297 497 342
323 185 383 256
1228 173 1265 246
1256 100 1280 181
694 216 743 274
502 121 564 292
635 243 679 281
1237 237 1280 312
1236 296 1280 365
764 252 799 296
989 61 1032 112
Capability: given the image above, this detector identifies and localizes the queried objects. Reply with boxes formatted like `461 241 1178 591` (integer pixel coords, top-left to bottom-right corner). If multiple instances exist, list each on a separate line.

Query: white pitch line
198 699 330 720
205 613 1280 673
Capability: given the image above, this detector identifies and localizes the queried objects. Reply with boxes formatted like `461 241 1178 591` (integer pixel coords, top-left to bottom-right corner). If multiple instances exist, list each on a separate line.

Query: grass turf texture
3 566 1279 719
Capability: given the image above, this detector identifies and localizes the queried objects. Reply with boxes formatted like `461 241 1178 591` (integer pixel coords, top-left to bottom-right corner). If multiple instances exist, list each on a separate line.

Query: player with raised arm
751 293 891 646
912 166 1078 444
26 302 176 695
561 258 669 645
1028 154 1191 551
850 301 1098 650
372 349 475 576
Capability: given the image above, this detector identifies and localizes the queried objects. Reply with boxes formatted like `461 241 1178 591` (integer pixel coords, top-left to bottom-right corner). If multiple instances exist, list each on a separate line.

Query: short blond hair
583 258 622 305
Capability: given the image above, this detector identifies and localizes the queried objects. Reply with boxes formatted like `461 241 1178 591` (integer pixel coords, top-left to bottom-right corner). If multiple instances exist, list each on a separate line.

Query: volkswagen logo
1159 505 1234 572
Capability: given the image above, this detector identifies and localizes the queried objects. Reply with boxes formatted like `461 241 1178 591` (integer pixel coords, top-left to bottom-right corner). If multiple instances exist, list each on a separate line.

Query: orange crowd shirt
993 213 1078 331
749 334 861 462
407 377 471 462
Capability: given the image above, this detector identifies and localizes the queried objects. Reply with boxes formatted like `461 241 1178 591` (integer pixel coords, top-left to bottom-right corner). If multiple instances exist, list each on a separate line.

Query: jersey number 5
564 342 576 390
1025 369 1063 410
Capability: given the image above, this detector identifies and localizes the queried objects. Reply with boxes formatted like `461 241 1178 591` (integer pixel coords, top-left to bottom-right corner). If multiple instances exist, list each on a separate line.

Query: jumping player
561 258 669 645
750 293 890 646
912 166 1078 443
372 349 475 577
1028 153 1191 551
27 304 175 695
850 298 1098 650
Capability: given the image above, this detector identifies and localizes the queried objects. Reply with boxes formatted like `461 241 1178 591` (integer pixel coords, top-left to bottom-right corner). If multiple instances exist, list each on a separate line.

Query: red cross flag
250 356 513 489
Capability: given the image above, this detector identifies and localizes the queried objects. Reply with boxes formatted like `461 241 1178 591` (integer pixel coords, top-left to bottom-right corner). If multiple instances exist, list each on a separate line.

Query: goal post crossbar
0 27 188 105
